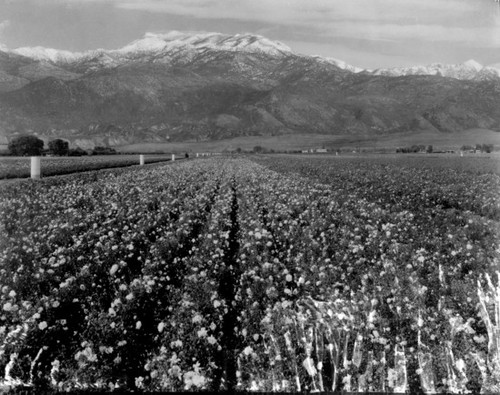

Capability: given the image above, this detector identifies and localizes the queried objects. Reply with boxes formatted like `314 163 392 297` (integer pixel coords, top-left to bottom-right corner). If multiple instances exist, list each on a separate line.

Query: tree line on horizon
6 135 117 156
4 135 497 157
396 143 494 154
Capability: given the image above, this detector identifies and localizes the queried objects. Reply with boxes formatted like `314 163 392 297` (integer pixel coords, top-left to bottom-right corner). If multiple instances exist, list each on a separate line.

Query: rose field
0 154 176 180
0 155 499 392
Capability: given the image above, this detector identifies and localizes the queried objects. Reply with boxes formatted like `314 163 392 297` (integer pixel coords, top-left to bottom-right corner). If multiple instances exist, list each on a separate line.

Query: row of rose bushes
0 155 176 179
231 158 499 392
0 157 499 392
0 160 224 391
254 155 500 220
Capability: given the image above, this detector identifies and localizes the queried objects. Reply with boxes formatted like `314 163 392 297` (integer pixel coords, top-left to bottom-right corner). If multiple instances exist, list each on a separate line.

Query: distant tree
48 139 69 156
91 146 117 155
68 147 87 156
235 147 242 154
426 145 433 153
253 145 264 154
482 144 494 153
8 135 44 156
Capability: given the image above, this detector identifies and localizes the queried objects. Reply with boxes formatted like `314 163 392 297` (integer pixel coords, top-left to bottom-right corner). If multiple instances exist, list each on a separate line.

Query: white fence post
196 153 199 158
31 156 41 179
171 154 175 161
139 154 145 165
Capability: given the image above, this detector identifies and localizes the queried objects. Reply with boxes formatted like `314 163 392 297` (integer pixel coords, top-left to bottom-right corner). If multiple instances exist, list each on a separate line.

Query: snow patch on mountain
12 46 86 63
314 56 365 73
114 34 169 55
372 59 500 80
487 63 500 76
311 56 499 80
463 59 482 71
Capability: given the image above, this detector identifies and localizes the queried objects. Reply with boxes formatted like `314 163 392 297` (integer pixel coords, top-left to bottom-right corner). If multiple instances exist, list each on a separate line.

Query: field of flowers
0 155 175 179
0 156 499 392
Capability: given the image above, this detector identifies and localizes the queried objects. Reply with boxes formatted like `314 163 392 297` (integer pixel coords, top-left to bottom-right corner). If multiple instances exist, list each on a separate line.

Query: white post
196 153 199 158
171 154 175 161
139 154 145 165
31 156 41 179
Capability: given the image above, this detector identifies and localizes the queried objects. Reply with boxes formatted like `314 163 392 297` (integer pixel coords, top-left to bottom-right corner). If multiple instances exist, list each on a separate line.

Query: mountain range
0 31 499 149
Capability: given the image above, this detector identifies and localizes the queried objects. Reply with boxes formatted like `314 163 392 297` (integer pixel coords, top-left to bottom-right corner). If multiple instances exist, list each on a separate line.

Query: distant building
302 148 327 153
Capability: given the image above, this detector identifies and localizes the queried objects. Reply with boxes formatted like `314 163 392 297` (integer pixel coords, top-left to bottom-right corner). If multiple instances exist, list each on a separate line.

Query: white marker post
31 156 41 179
196 153 199 158
171 154 175 161
139 154 145 165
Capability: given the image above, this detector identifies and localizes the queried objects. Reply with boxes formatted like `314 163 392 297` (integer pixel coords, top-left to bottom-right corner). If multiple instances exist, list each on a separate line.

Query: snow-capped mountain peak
314 56 365 73
12 46 86 63
463 59 483 71
115 31 292 56
372 59 500 80
114 34 169 55
5 31 293 67
486 62 500 76
1 32 498 82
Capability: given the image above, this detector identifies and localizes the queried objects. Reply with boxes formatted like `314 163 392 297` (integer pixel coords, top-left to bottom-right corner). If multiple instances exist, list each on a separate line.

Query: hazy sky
0 0 499 68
